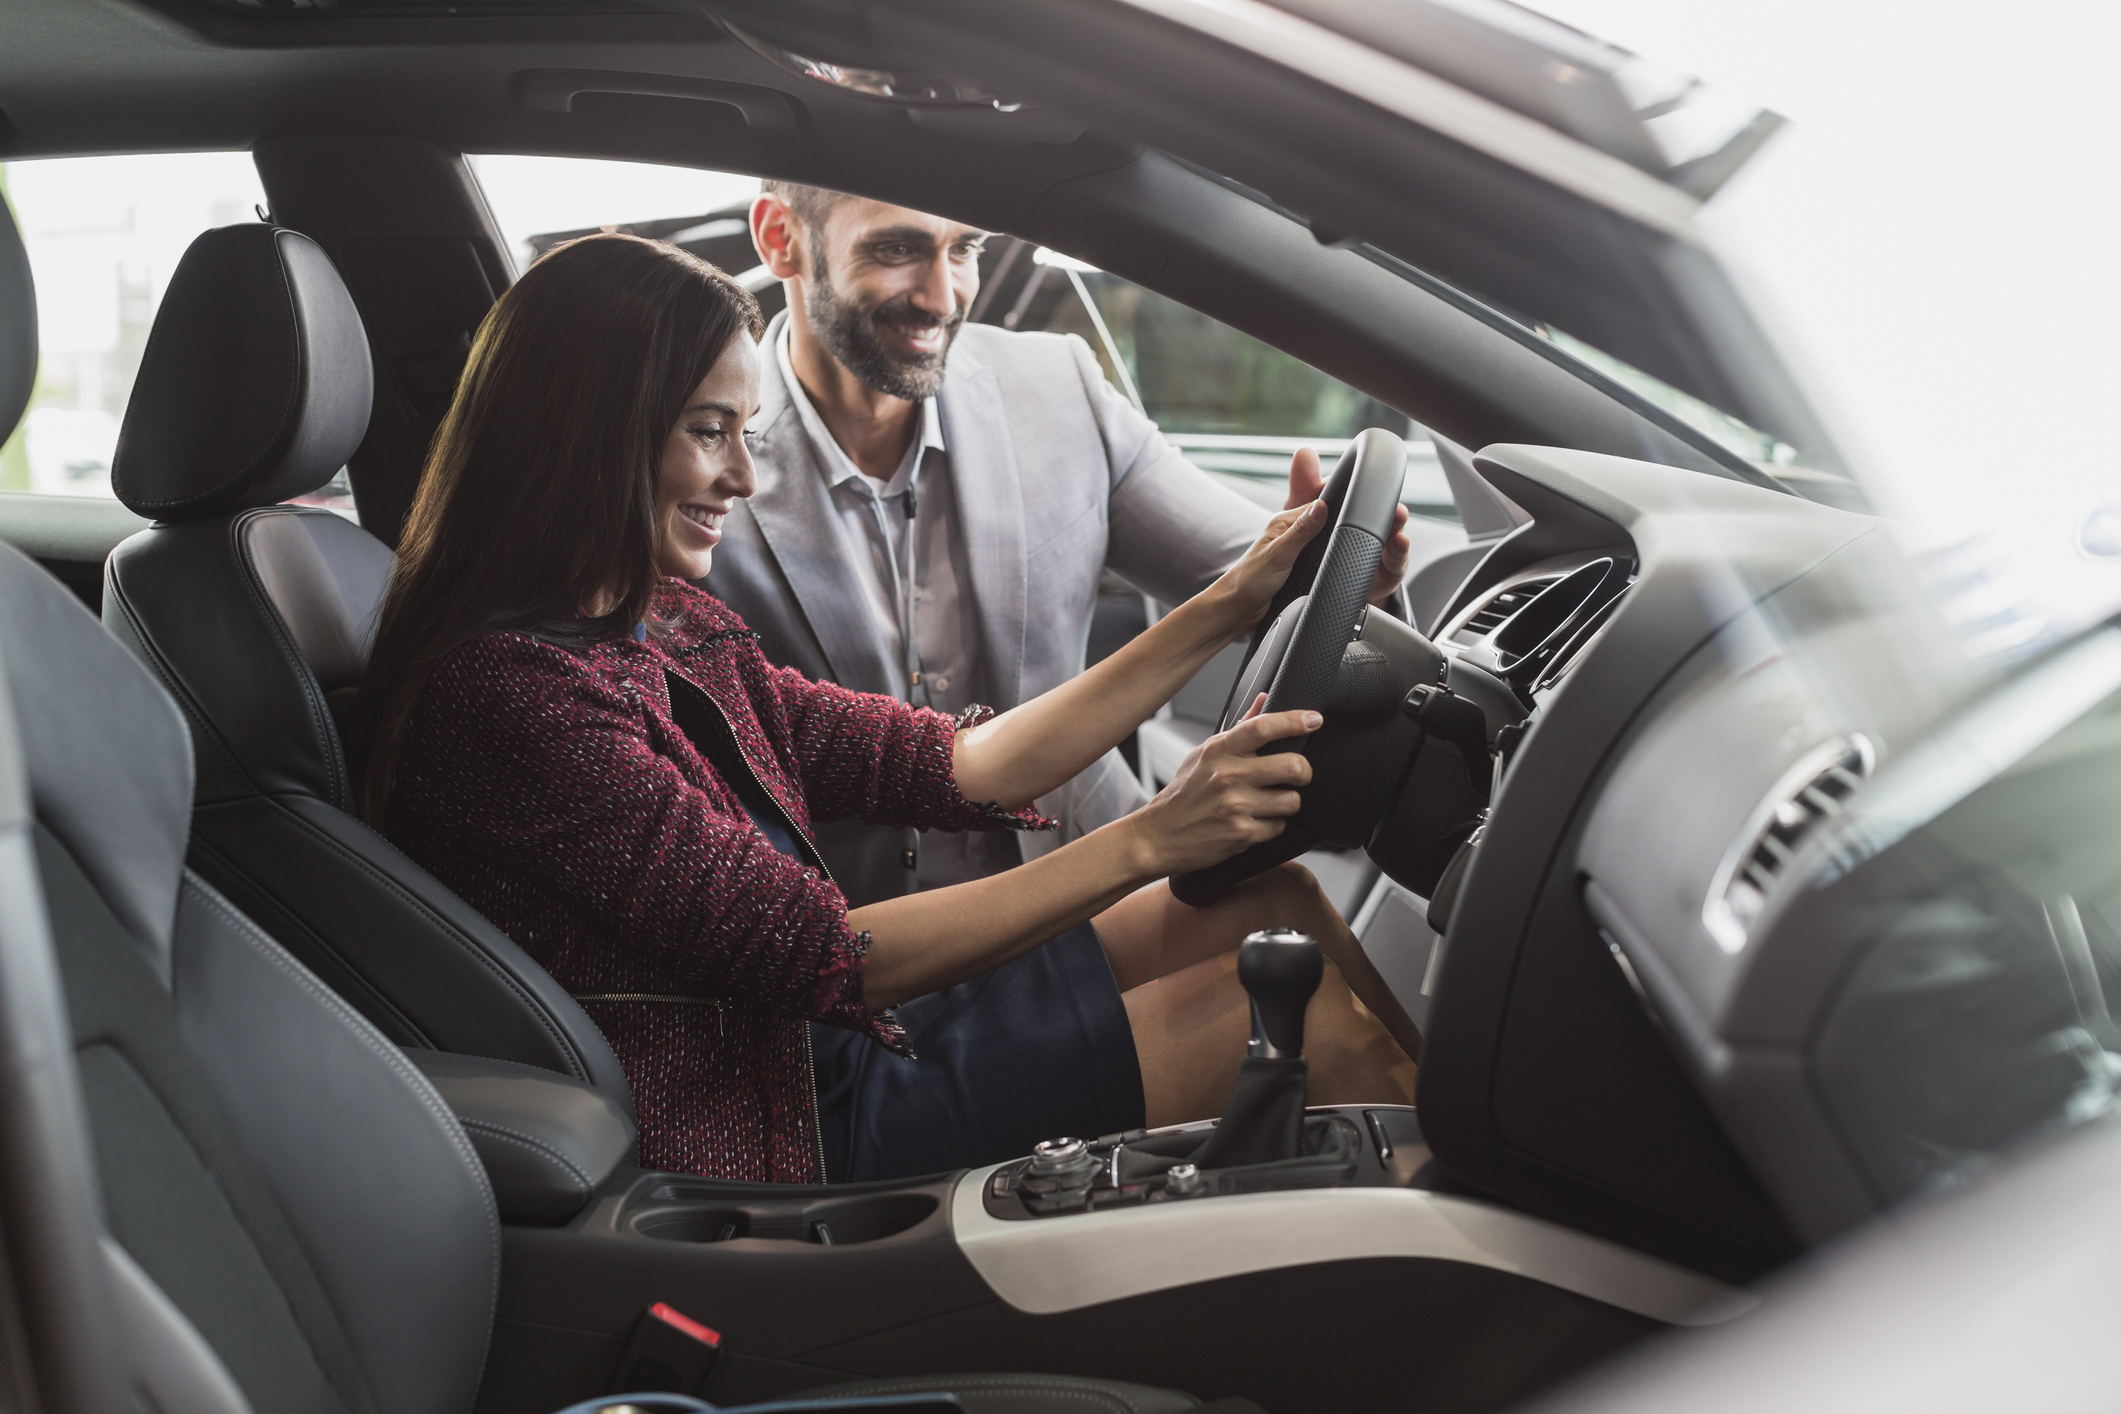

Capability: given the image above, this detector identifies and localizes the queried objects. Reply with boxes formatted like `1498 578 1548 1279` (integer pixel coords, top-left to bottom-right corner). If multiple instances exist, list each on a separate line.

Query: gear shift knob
1239 929 1325 1060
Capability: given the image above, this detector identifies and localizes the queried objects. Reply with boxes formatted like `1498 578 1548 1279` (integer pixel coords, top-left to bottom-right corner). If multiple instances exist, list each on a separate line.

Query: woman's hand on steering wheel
1204 499 1334 640
1284 446 1412 606
1125 694 1320 877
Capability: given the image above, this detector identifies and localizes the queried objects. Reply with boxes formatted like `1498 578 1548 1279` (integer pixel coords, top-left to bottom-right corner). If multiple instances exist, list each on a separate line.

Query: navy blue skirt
811 922 1146 1182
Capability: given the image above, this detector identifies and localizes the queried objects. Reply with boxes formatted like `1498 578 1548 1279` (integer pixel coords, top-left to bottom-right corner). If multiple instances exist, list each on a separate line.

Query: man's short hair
759 180 847 232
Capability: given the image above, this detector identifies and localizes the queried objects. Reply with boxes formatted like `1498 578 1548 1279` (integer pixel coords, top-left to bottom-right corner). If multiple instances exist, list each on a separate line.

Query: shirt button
931 676 949 693
901 849 918 869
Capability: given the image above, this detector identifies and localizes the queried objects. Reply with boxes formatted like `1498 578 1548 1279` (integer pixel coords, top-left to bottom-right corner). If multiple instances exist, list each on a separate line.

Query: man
704 181 1409 907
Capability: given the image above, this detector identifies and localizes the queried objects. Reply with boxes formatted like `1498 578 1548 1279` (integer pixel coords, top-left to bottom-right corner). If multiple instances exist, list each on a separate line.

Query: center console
461 933 1753 1414
979 929 1435 1221
980 1104 1430 1221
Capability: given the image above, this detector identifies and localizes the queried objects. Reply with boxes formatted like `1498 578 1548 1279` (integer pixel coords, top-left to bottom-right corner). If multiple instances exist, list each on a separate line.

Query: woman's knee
1308 964 1418 1086
1244 859 1333 924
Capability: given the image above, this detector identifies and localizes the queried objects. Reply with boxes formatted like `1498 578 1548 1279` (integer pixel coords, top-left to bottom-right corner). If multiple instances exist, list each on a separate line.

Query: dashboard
1401 445 1980 1275
882 442 1991 1370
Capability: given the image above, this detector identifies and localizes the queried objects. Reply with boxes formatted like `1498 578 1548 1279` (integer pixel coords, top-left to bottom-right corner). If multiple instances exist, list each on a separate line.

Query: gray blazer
703 313 1265 905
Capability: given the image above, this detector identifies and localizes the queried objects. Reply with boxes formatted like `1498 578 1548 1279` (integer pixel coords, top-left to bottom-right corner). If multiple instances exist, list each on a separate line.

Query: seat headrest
1 193 34 439
113 225 373 520
0 542 192 984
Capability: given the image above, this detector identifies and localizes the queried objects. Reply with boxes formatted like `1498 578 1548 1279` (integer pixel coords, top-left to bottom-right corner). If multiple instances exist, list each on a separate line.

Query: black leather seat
0 196 1252 1414
100 221 631 1108
0 537 1247 1414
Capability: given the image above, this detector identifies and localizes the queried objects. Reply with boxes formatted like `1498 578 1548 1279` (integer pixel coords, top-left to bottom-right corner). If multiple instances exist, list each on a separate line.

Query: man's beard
804 250 964 401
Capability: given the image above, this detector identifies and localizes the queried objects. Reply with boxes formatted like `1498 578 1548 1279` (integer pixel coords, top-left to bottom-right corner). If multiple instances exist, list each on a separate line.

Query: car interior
3 3 2119 1414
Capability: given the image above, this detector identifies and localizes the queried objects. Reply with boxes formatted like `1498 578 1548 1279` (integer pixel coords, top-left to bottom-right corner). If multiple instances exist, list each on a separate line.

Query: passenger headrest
0 193 34 440
113 224 373 520
0 543 192 985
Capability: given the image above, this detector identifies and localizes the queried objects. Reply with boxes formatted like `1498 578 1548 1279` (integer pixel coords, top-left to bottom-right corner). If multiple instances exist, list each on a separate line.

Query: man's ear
751 194 806 281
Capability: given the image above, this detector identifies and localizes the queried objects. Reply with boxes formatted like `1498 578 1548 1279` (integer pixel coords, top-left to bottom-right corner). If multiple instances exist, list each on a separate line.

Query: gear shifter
1241 927 1326 1059
1188 929 1324 1169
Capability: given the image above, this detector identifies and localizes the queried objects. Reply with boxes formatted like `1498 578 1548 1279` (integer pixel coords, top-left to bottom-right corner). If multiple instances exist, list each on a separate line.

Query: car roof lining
1 0 1812 490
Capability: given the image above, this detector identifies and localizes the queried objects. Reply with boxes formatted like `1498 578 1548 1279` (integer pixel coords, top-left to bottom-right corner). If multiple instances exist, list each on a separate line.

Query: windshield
1535 325 1796 471
1517 1 2121 654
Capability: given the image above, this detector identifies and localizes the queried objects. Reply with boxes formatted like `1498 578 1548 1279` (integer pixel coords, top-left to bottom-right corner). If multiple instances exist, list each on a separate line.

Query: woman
363 234 1420 1184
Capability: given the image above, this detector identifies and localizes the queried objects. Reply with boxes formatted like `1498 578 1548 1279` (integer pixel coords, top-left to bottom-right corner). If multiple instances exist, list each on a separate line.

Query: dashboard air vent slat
1454 577 1559 643
1704 736 1877 954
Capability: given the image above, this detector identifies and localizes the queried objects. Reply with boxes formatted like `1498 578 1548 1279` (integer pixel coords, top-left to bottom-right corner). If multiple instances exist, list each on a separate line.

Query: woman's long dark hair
358 233 762 825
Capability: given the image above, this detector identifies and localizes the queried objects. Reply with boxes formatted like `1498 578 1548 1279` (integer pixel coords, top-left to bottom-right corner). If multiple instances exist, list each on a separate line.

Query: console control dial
1020 1137 1102 1212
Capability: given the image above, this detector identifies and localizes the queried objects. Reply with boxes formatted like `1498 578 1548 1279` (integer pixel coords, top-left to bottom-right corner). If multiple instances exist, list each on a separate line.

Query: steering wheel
1171 427 1408 907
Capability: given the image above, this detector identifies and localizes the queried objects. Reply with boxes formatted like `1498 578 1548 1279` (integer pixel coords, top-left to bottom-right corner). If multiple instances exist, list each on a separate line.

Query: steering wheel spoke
1176 429 1418 907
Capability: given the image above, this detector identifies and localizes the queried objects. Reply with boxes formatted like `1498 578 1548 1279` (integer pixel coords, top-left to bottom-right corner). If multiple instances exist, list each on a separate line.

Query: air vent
1704 735 1877 953
1534 580 1631 692
1453 577 1559 643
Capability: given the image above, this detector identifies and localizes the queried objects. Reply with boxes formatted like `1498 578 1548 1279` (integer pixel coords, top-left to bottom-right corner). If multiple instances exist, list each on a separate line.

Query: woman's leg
1095 861 1425 1064
1123 952 1418 1127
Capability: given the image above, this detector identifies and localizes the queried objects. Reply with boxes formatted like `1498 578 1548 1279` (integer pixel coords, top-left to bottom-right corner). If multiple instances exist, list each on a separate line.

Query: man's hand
1284 446 1412 607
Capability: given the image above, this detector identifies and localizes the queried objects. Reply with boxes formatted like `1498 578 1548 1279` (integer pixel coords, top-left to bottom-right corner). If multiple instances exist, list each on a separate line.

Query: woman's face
655 333 763 582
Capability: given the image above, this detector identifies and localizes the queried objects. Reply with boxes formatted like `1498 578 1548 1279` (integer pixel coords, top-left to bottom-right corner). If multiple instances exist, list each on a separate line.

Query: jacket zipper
665 669 833 879
664 667 834 1183
801 1022 825 1184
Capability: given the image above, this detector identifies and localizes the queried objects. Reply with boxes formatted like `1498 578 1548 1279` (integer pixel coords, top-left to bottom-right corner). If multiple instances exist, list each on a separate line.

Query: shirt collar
775 320 944 500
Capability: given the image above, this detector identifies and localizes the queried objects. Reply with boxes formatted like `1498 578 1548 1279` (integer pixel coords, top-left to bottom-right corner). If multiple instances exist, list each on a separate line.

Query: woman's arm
853 701 1318 1007
952 499 1329 810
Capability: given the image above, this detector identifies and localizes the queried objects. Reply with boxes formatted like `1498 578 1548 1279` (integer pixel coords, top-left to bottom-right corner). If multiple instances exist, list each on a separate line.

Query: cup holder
629 1191 938 1246
632 1208 753 1244
800 1193 938 1243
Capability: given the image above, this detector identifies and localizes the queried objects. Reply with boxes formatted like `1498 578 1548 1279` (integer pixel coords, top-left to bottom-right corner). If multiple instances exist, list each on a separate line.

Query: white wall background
4 152 267 495
1533 0 2121 636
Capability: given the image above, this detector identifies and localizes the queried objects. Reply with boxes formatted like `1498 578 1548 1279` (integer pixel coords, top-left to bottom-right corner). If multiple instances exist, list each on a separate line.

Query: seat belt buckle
611 1302 722 1395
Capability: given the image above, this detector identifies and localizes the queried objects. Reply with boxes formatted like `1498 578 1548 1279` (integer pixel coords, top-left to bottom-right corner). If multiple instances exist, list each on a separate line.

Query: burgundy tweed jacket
387 580 1047 1183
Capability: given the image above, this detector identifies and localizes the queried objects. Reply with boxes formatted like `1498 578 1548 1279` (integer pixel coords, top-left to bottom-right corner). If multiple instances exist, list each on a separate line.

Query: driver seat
100 221 631 1108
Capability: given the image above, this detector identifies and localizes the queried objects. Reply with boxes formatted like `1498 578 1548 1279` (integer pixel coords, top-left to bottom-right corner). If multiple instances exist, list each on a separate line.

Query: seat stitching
190 827 434 1048
268 801 594 1082
187 876 497 1198
183 876 503 1318
105 575 247 800
74 1039 358 1408
233 507 350 809
456 1119 593 1192
412 1046 582 1077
